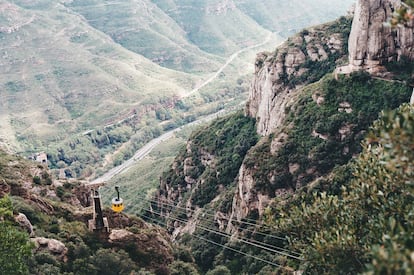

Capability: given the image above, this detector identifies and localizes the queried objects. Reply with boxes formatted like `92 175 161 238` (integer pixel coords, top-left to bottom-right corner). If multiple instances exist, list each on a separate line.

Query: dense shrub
33 176 41 185
273 104 414 273
162 111 258 208
0 196 34 275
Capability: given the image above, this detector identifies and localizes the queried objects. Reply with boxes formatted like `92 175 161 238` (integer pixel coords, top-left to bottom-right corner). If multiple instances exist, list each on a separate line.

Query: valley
0 0 353 181
2 0 413 274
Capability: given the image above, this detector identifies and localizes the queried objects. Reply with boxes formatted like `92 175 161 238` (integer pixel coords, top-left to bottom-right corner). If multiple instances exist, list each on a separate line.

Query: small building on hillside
29 152 48 165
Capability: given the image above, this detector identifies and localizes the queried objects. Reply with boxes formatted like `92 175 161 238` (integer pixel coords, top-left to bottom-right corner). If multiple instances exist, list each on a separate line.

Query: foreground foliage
274 104 414 273
0 196 33 275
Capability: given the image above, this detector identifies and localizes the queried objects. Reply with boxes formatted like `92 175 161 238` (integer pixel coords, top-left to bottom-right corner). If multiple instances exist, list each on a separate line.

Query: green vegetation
0 196 34 275
245 72 412 194
161 111 258 208
385 55 414 85
390 0 414 26
272 104 414 273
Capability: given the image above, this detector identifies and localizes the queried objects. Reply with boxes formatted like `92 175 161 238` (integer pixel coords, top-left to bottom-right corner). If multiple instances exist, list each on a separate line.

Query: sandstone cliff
346 0 414 73
234 0 413 222
246 18 351 136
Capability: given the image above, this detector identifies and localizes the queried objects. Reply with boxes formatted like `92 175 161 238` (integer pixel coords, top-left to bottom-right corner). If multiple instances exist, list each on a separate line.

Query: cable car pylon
86 182 110 233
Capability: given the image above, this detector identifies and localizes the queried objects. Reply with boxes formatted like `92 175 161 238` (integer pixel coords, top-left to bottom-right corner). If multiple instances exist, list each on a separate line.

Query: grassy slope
0 0 196 151
65 0 225 73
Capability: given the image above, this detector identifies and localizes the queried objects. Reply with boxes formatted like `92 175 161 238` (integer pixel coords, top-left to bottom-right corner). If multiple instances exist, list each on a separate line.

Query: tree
91 248 137 275
0 196 34 275
273 104 414 273
206 265 231 275
0 195 13 220
169 260 199 275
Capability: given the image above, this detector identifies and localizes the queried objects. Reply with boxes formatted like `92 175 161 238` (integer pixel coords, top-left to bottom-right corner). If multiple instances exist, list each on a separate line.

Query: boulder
33 237 68 261
15 213 34 237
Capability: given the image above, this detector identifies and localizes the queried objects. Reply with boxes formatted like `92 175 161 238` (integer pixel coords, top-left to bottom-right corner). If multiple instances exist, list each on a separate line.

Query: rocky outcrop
15 212 34 237
109 228 174 268
227 164 272 228
32 237 68 262
157 143 216 212
346 0 414 73
246 49 301 136
246 21 349 136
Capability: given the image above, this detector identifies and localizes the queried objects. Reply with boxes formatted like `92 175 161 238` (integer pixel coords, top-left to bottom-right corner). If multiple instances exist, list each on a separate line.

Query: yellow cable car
111 186 124 213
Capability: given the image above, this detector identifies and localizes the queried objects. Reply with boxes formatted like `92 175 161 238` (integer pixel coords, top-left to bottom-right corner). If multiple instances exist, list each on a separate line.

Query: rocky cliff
248 0 414 137
246 17 351 136
152 4 413 273
346 0 414 73
236 0 413 223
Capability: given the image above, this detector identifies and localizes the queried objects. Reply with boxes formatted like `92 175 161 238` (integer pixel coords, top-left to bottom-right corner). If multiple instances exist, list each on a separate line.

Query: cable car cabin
111 197 124 213
111 186 124 213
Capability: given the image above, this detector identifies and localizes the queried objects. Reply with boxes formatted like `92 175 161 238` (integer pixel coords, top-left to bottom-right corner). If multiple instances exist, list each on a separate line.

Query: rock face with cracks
347 0 414 73
246 22 348 136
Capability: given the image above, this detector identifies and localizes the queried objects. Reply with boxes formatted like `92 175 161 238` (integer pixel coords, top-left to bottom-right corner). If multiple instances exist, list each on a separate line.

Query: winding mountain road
91 109 229 183
184 32 276 97
92 32 279 183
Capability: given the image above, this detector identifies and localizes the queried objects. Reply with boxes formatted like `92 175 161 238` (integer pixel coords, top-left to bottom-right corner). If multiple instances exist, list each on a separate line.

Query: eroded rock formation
109 228 174 268
246 23 348 136
346 0 414 73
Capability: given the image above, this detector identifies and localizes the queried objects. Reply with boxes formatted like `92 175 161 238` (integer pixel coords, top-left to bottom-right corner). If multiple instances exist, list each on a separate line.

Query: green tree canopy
0 196 33 275
273 104 414 273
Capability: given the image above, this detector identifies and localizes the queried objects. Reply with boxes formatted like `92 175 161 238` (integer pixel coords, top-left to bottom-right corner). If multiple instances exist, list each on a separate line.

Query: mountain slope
0 1 197 151
65 0 225 73
0 148 192 274
0 0 354 178
151 2 414 271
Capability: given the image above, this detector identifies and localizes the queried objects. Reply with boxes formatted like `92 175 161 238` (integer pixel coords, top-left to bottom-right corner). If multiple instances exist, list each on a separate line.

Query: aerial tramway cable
138 195 303 257
133 193 290 242
143 206 304 261
138 211 296 271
